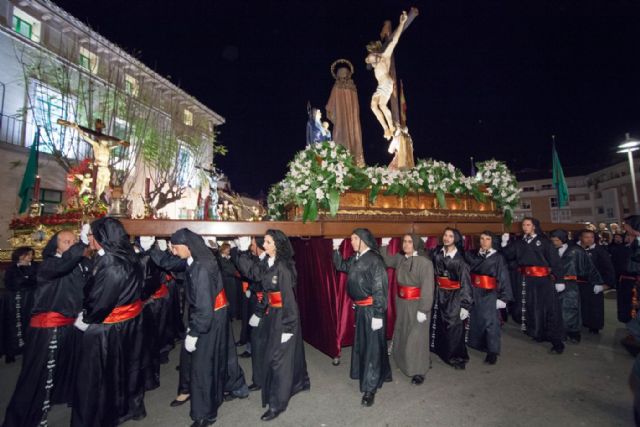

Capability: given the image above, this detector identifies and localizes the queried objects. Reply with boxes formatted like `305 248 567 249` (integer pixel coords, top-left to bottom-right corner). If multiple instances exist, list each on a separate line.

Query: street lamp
617 133 640 214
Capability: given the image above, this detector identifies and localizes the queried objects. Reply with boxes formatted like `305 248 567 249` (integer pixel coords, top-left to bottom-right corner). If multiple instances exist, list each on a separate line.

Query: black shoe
260 409 282 421
190 418 216 427
170 395 190 407
361 392 375 407
384 375 392 383
5 355 15 364
411 375 424 385
235 340 247 347
238 351 251 358
589 328 599 334
484 353 498 365
248 383 261 392
453 362 466 370
132 412 146 421
567 332 581 344
549 343 565 354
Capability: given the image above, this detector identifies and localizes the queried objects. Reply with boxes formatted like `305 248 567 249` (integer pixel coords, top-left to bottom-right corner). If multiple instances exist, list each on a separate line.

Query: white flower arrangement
267 144 520 225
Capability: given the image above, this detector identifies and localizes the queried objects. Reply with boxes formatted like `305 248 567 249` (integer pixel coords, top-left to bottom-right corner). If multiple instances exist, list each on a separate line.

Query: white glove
237 236 252 251
501 233 510 247
381 237 392 247
157 239 167 251
332 238 343 251
140 236 155 251
249 314 261 327
371 317 383 331
555 283 566 293
245 290 251 298
460 308 470 320
184 335 198 353
496 299 507 309
74 312 89 332
417 311 427 323
593 285 604 294
281 333 293 343
80 224 91 245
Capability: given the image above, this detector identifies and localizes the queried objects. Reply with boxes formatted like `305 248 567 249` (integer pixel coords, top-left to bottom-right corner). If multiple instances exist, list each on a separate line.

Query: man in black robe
3 231 87 427
235 236 269 389
333 228 391 407
218 243 242 320
464 231 512 364
430 228 473 369
550 229 603 344
578 229 615 333
165 229 247 427
3 246 38 363
71 217 147 426
501 217 565 354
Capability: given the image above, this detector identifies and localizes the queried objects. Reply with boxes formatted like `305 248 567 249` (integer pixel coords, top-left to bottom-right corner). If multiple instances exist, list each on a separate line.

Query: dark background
53 0 640 196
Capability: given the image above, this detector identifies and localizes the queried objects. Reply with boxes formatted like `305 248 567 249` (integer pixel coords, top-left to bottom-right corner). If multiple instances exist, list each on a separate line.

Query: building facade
513 157 640 226
0 0 225 247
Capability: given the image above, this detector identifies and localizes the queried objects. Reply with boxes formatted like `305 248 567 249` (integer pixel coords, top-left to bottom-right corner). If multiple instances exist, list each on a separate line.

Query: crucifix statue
365 7 419 169
57 118 129 197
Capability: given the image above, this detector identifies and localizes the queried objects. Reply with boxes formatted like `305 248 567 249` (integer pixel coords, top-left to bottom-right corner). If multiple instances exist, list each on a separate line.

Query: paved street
0 297 633 426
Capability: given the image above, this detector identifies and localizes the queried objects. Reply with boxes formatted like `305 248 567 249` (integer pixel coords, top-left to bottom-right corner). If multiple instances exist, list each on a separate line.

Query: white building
0 0 225 247
513 157 640 225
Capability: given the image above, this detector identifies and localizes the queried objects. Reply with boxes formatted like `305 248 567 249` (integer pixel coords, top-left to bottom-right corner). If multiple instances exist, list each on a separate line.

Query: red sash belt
519 266 551 277
104 300 143 324
437 277 461 290
354 296 373 306
164 274 173 282
563 275 577 281
398 285 421 300
242 281 249 293
30 312 75 328
151 283 169 299
214 289 228 311
268 291 283 308
256 291 264 303
470 274 497 290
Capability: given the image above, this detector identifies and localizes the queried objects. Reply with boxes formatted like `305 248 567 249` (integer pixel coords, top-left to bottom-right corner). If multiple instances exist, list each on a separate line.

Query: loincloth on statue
374 80 394 99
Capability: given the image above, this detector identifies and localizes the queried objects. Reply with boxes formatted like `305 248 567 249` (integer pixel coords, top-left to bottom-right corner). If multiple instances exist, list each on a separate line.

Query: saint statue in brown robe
326 60 365 167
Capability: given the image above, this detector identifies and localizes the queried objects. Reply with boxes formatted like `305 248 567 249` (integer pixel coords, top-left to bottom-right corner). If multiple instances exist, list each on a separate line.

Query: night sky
53 0 640 197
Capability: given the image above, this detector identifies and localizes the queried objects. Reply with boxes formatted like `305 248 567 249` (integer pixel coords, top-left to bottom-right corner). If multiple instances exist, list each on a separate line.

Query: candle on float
33 176 41 202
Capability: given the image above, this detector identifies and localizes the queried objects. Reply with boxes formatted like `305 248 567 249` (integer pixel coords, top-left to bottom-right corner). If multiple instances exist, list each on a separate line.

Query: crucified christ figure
57 118 129 197
365 10 408 141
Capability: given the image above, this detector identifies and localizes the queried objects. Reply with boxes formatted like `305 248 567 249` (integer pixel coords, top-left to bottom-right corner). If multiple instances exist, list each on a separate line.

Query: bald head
57 230 77 255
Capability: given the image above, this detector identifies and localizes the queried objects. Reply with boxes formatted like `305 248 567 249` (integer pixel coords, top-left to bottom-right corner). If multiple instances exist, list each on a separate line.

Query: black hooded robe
237 251 310 412
502 235 564 345
71 219 146 427
557 244 603 335
582 244 614 331
3 240 86 427
3 261 38 360
431 248 473 367
334 245 392 393
464 249 513 355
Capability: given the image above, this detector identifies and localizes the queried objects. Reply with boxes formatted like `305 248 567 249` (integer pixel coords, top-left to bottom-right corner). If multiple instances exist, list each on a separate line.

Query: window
27 81 83 158
521 186 534 192
551 209 571 223
125 74 139 97
597 206 605 214
176 142 194 186
550 197 558 208
25 188 63 214
183 109 193 126
12 8 40 42
79 47 99 74
519 199 531 210
569 194 590 202
606 207 615 219
541 184 553 190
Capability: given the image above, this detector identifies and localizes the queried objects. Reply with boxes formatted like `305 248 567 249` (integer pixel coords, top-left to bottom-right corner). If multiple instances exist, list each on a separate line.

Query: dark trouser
468 289 501 354
521 275 564 346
